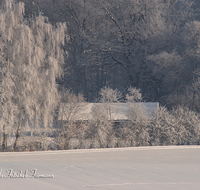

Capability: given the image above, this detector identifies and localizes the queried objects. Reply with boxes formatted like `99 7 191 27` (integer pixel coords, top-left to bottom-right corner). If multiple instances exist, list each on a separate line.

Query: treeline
18 88 200 151
54 88 200 150
0 0 200 151
15 0 200 109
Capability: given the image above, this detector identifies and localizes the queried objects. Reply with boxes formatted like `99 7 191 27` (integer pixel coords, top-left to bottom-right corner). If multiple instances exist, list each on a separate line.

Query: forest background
1 0 200 151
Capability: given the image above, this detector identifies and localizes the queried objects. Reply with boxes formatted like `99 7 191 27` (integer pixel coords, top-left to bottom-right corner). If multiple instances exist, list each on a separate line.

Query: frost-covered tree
0 0 66 151
125 87 143 103
99 87 122 120
84 87 121 148
85 104 112 148
56 90 86 150
123 87 149 146
149 106 176 145
150 106 200 146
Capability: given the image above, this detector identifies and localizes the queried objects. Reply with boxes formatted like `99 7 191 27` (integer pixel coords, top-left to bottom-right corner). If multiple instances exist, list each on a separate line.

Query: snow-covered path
0 146 200 190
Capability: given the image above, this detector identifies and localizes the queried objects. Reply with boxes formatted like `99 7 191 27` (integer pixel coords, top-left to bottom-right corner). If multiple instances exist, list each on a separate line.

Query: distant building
58 102 159 122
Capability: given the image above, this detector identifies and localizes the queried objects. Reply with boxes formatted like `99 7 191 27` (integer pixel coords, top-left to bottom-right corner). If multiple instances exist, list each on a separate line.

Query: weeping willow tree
0 0 67 151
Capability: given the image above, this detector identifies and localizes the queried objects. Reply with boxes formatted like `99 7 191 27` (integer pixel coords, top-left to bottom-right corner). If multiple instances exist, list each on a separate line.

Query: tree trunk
13 108 23 151
0 130 2 150
2 126 7 152
2 96 9 152
64 131 70 150
64 138 70 150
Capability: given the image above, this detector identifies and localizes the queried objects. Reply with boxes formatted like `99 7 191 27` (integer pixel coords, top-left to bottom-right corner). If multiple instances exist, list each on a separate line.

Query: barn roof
58 102 159 121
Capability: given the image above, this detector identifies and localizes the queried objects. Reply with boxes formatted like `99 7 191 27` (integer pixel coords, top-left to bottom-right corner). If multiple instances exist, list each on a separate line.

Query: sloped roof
58 102 159 121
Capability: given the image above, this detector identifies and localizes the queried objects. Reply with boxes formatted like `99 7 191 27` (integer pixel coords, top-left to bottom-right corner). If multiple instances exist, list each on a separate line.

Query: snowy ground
0 146 200 190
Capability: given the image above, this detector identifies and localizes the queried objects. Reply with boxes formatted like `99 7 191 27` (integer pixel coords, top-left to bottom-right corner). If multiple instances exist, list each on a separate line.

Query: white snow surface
0 146 200 190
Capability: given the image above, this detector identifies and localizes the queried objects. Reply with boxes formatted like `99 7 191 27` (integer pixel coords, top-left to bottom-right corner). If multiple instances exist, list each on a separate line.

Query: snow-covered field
0 146 200 190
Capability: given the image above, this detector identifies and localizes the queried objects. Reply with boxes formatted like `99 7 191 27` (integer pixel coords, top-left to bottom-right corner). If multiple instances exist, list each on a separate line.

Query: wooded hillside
13 0 200 109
